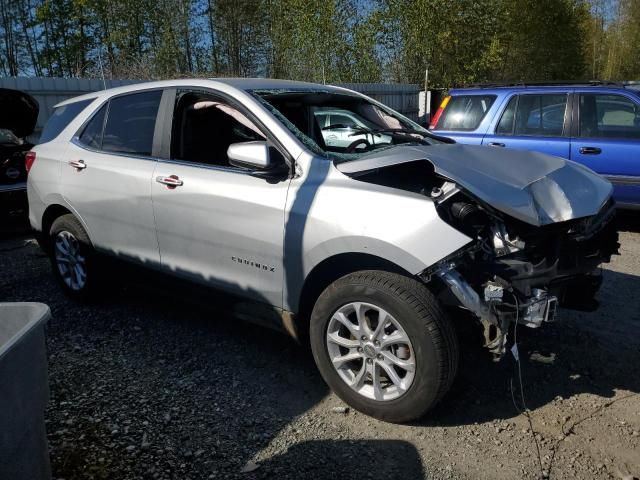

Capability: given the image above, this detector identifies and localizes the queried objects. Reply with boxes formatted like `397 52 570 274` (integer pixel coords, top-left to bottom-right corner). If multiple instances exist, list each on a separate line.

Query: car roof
449 84 640 96
54 78 356 108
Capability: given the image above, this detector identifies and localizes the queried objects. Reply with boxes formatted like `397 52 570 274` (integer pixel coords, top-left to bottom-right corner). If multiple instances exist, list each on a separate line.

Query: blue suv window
438 95 495 131
579 93 640 139
496 94 567 137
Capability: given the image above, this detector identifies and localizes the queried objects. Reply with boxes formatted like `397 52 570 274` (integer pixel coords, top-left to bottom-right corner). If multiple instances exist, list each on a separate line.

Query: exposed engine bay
345 159 620 359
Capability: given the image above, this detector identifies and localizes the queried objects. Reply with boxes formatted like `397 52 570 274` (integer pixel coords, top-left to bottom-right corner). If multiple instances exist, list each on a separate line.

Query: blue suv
429 82 640 209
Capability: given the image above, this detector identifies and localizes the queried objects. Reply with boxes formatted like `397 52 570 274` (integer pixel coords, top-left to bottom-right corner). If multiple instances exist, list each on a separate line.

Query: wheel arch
38 204 74 252
294 252 415 339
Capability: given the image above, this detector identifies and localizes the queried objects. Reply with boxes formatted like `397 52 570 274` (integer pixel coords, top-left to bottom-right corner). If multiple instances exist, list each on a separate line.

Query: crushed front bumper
431 202 618 359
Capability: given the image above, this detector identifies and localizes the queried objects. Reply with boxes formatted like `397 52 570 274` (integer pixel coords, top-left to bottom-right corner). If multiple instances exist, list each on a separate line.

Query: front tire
310 270 458 423
49 214 98 301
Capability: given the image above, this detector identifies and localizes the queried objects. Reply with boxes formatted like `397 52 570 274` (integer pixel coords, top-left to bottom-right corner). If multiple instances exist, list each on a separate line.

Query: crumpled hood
0 88 39 139
336 144 613 226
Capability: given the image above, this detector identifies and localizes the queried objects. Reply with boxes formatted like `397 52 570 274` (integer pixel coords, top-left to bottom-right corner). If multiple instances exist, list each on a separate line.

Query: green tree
3 0 638 84
267 0 366 83
498 0 590 81
379 0 505 86
611 0 640 79
32 0 92 76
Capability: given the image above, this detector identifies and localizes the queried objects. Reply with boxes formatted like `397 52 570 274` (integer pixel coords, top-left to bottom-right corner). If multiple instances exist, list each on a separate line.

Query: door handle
579 146 602 155
156 174 183 188
68 159 87 170
487 142 505 147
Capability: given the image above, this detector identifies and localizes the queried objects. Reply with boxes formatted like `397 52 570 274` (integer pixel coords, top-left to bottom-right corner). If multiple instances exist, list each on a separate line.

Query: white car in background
315 108 391 149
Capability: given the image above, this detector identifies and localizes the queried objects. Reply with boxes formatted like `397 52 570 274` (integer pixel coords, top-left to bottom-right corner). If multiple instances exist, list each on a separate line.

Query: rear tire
49 214 98 301
310 270 458 423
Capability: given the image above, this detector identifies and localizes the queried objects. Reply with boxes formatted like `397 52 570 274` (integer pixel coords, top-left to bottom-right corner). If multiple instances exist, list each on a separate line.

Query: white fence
0 77 421 140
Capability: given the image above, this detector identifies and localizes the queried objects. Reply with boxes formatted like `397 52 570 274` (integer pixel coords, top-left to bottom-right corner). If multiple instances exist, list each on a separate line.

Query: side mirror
227 141 271 170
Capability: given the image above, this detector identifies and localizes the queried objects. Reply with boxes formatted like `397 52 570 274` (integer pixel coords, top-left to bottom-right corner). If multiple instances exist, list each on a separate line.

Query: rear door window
101 90 162 156
438 95 496 131
39 99 93 144
579 93 640 139
496 94 567 137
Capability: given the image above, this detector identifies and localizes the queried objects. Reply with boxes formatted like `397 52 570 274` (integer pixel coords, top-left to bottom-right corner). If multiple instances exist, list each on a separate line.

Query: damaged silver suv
27 79 618 422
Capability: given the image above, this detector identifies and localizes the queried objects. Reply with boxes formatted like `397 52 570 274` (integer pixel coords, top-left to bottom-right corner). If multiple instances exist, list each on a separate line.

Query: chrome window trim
69 137 287 178
156 157 287 178
70 136 161 163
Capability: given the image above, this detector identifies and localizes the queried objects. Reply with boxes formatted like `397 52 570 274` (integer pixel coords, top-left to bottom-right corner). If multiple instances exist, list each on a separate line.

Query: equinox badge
231 256 275 273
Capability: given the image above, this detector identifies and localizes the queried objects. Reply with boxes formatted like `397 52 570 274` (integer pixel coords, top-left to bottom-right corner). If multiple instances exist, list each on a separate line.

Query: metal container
0 302 51 480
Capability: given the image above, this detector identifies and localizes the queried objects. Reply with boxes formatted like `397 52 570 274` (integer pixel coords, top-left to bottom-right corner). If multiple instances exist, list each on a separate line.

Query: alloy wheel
54 230 87 291
326 301 416 401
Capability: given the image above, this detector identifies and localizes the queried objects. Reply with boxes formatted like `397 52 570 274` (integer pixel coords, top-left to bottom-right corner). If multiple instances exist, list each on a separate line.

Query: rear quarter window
78 104 107 149
39 99 94 144
437 95 496 131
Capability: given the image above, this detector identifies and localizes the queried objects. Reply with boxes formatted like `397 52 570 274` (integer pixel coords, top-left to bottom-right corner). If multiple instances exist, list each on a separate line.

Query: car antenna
97 45 107 90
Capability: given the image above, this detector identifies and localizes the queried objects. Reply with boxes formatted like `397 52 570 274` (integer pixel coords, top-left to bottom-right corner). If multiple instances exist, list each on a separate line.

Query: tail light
429 95 451 129
25 151 36 173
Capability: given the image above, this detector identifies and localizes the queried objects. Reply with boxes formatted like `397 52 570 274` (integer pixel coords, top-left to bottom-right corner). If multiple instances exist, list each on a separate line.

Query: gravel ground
1 214 639 480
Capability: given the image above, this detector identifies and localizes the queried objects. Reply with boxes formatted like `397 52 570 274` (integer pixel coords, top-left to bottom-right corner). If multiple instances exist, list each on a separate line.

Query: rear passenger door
62 89 163 264
482 93 571 158
570 92 640 207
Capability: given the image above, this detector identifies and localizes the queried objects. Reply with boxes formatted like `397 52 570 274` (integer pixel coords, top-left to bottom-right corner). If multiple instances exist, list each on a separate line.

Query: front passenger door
151 89 290 308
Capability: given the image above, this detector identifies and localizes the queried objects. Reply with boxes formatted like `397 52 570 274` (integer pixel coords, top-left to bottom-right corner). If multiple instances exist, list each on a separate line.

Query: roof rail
462 80 626 88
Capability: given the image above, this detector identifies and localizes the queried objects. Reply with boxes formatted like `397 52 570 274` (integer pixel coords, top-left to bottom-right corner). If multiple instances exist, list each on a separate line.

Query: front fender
282 162 473 311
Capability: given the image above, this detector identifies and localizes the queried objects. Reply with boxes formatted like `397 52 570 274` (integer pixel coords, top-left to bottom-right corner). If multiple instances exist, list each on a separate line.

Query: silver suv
27 79 618 422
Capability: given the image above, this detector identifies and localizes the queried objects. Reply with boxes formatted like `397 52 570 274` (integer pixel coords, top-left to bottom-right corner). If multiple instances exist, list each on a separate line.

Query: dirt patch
1 222 638 480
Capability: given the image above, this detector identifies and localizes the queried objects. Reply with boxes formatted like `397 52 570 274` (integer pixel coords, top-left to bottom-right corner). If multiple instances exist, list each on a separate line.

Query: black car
0 88 38 218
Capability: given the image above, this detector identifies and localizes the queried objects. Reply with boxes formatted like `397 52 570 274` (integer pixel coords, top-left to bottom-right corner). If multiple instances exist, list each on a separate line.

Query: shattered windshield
252 89 444 161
